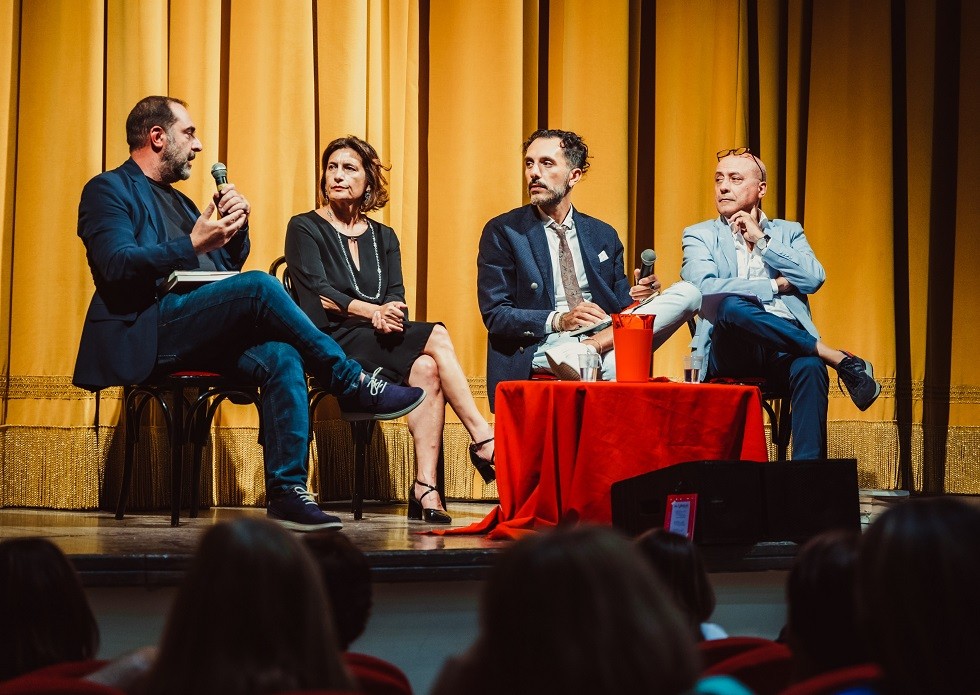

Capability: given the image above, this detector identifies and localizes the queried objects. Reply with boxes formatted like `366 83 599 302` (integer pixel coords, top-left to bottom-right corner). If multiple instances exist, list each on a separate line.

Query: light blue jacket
680 216 825 375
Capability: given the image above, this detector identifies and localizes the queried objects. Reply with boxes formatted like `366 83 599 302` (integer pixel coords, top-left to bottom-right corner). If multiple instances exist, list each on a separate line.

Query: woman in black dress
285 136 495 524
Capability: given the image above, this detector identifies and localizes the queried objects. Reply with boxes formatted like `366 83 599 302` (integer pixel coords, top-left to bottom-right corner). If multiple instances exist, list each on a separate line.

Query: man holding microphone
477 128 700 408
73 96 425 530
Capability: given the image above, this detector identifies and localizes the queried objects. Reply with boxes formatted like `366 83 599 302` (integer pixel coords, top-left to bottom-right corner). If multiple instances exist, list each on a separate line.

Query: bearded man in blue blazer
681 148 881 459
477 129 700 410
73 96 424 530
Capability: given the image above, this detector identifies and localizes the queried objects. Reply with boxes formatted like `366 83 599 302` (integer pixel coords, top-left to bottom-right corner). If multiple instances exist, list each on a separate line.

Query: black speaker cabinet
610 459 859 545
610 460 763 544
762 458 860 542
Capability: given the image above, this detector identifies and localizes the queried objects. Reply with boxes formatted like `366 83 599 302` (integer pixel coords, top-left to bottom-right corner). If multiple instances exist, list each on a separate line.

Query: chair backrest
699 636 779 670
0 659 123 695
344 652 413 695
705 643 793 695
268 255 295 298
777 662 884 695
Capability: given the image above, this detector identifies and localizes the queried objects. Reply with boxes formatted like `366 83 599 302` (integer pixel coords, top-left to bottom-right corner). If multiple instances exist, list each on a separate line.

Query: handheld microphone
639 248 657 280
210 162 228 192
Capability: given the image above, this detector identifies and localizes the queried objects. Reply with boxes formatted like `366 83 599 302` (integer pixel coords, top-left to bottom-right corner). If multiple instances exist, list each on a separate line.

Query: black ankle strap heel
468 437 496 484
407 480 451 524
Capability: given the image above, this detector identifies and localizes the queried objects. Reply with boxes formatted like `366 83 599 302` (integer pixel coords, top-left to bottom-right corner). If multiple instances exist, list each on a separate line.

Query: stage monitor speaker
610 460 763 545
762 458 860 542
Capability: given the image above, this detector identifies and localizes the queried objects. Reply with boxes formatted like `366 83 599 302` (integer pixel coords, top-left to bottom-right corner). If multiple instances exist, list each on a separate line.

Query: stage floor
0 491 931 586
0 501 508 586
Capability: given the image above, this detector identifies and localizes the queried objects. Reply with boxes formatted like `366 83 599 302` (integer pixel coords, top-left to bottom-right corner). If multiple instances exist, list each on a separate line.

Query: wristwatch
756 233 771 252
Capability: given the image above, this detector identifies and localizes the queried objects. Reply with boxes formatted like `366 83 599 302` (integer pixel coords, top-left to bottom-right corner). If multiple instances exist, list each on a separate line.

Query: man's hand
214 183 251 219
190 182 250 255
774 276 796 294
630 269 662 301
372 301 408 333
729 206 764 244
559 301 609 331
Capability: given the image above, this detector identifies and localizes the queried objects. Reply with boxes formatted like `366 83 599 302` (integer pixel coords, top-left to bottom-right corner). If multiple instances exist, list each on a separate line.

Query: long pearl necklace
326 208 382 301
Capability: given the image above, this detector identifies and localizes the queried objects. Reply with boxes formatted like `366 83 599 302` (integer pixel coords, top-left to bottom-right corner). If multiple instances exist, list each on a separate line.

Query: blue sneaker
267 486 343 531
337 368 425 421
835 353 882 411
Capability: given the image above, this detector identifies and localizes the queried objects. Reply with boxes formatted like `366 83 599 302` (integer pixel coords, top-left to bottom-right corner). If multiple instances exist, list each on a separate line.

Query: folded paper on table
699 292 764 323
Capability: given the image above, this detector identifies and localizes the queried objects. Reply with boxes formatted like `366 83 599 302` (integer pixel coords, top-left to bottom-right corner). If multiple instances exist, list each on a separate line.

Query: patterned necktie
553 224 584 309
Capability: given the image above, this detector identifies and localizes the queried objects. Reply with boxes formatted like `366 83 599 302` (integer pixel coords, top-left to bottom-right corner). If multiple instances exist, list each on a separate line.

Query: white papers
160 270 239 296
568 317 612 337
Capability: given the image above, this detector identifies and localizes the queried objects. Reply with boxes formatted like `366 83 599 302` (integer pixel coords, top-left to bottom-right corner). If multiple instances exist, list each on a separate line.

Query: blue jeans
156 271 364 496
708 296 829 460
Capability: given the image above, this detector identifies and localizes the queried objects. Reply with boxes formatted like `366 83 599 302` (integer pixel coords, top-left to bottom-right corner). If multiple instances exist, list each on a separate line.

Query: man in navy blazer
477 129 700 410
681 148 881 459
73 96 424 530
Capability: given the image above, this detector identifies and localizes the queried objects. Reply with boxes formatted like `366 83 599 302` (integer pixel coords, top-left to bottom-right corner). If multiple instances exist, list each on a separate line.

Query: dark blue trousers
156 271 364 496
707 296 828 460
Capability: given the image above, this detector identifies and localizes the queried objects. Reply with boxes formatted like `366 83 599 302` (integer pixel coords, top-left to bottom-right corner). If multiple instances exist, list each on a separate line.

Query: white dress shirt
729 212 796 322
538 206 593 332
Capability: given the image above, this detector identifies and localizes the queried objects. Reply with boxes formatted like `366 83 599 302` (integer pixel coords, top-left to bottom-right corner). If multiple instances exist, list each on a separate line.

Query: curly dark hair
126 96 187 151
319 136 390 212
522 129 591 173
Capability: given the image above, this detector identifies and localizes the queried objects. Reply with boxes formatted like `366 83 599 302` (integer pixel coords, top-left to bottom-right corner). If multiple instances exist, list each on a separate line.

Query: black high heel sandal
407 480 451 524
468 437 496 483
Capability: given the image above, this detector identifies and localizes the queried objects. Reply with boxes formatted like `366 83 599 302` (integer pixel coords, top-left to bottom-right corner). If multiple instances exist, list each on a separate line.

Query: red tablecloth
446 380 769 540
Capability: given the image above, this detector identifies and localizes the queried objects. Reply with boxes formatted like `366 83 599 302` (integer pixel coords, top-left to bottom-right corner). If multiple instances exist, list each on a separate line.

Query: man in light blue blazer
681 148 881 459
478 129 700 410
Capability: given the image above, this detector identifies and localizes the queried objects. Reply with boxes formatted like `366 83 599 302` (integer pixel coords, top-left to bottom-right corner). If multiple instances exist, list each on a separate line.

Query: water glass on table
579 353 601 382
684 355 703 383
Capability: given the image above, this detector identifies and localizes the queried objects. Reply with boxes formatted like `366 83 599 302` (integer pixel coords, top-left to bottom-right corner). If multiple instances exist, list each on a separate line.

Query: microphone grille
211 162 227 179
640 248 657 265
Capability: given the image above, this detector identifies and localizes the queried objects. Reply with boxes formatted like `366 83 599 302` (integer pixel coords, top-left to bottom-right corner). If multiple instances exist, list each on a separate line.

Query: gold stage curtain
1 0 977 511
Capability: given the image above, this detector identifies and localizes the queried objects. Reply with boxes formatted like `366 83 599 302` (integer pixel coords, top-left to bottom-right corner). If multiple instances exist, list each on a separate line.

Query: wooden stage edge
0 495 886 587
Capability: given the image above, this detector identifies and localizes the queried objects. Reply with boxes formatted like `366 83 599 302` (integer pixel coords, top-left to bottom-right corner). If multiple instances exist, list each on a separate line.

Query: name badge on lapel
598 250 609 262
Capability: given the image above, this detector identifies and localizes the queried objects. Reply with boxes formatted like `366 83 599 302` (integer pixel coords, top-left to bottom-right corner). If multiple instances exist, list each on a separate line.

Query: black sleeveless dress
284 210 437 384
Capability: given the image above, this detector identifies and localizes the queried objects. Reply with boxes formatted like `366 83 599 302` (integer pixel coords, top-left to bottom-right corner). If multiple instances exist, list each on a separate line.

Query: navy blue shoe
337 368 425 421
267 486 343 531
835 353 881 412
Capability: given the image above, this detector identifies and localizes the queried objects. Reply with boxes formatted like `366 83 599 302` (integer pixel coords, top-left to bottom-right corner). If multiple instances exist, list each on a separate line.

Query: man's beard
160 136 192 183
529 178 569 207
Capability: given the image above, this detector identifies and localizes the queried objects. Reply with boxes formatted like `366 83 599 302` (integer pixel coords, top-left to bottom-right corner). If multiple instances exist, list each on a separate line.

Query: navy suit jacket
477 204 631 409
73 158 249 390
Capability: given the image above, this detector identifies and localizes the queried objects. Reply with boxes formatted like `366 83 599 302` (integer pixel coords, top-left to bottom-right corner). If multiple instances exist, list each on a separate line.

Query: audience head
302 531 373 650
784 529 866 677
857 497 980 695
0 538 99 680
470 525 699 695
319 135 390 212
635 528 716 641
144 518 352 695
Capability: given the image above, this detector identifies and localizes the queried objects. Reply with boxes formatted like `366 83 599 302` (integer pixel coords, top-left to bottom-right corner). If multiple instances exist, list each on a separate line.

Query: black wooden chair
115 371 262 526
687 318 792 460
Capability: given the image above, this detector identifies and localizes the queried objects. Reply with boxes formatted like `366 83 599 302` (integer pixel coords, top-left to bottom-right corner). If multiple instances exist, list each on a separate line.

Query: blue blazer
680 216 825 371
477 204 631 409
73 158 249 390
